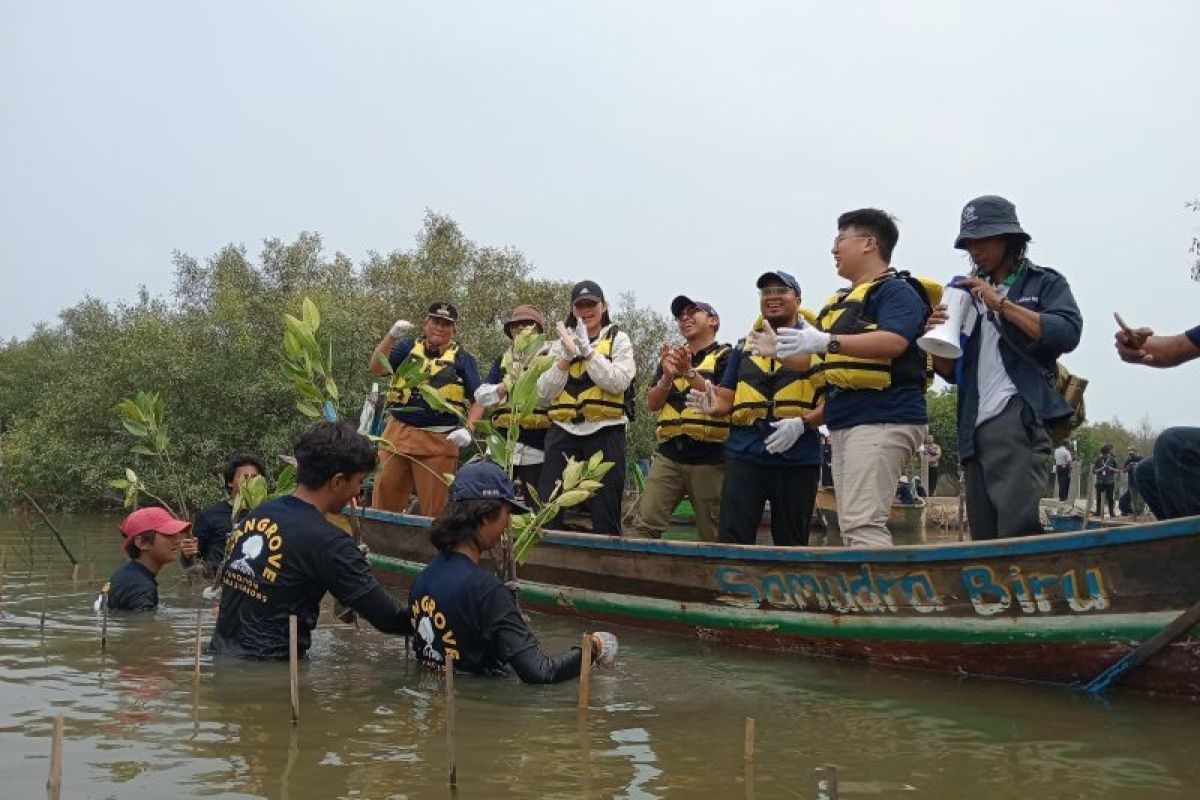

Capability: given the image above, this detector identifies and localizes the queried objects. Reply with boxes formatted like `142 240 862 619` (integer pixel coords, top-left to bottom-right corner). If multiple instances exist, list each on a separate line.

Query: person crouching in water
210 421 413 660
103 507 198 611
409 461 618 683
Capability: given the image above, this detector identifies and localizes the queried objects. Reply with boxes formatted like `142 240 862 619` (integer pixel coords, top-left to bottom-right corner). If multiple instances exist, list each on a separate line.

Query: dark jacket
948 259 1082 461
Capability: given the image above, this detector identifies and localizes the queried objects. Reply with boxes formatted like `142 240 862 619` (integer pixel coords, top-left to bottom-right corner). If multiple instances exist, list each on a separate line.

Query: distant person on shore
927 195 1082 539
1092 444 1118 517
103 507 197 612
1122 445 1144 515
188 453 265 574
1053 443 1074 502
1115 319 1200 519
410 461 618 683
919 435 942 494
210 422 412 660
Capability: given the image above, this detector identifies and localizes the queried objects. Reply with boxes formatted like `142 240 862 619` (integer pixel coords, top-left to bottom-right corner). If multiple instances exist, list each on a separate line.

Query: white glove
748 326 778 358
591 631 619 667
776 323 831 357
555 321 579 358
573 319 593 359
764 417 805 453
474 383 505 408
446 428 473 448
389 319 414 339
685 380 718 415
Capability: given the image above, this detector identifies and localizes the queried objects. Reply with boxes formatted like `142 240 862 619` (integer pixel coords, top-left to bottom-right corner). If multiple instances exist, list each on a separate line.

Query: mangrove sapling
111 391 190 517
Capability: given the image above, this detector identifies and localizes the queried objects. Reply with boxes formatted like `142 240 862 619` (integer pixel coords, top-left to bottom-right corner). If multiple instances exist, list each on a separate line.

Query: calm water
1 512 1197 799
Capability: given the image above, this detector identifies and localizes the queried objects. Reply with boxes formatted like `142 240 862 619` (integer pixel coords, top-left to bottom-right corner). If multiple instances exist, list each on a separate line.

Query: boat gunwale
350 506 1200 564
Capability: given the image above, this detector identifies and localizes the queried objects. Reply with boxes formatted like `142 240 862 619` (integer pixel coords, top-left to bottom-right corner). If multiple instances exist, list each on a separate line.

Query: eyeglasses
759 286 794 298
832 234 873 249
675 305 700 320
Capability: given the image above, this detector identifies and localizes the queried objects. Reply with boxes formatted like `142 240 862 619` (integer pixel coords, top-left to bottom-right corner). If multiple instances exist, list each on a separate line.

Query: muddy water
1 512 1197 799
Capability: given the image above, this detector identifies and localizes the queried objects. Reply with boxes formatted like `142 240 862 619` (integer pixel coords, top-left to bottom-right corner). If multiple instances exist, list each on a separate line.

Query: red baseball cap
119 507 191 540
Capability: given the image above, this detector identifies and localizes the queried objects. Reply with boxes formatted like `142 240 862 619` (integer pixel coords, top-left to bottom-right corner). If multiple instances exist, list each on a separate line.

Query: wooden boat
813 487 928 544
353 507 1200 699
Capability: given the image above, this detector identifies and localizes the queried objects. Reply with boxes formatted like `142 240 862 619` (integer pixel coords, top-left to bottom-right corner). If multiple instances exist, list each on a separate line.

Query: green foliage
511 450 614 563
925 387 960 493
282 296 339 419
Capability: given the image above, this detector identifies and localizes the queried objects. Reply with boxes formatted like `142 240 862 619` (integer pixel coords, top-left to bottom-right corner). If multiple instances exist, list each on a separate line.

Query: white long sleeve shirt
536 324 637 436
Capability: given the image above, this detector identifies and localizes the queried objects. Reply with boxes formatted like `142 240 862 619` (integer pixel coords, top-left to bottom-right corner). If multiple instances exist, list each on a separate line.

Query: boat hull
355 508 1200 698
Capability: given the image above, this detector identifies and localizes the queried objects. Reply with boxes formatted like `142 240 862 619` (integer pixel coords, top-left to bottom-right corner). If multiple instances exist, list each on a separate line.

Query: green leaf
324 376 339 401
291 377 323 401
117 399 147 425
561 457 584 490
122 420 150 437
417 384 458 416
301 297 321 331
588 450 604 470
130 444 159 457
109 478 129 490
590 461 615 481
125 467 138 483
556 489 590 508
283 330 303 360
296 400 321 418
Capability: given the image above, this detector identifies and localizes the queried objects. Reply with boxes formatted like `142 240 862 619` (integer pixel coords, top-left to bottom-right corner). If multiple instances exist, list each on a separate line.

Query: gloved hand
573 319 593 359
776 323 831 357
590 631 619 667
446 428 473 448
556 321 579 358
389 319 414 339
748 325 778 358
764 417 805 454
685 380 718 415
474 383 506 407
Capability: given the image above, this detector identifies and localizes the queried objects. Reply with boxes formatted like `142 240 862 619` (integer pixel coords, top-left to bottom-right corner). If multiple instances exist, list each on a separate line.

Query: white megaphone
917 278 978 359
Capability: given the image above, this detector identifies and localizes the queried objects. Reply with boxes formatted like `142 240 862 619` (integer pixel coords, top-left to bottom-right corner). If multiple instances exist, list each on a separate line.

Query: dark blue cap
755 270 801 296
955 195 1031 249
449 461 531 513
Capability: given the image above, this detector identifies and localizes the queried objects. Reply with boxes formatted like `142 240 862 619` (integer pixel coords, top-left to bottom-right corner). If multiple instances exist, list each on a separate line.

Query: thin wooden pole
445 652 457 788
816 764 839 800
288 615 299 725
100 590 109 651
40 583 49 639
19 490 80 567
743 717 756 760
46 714 64 799
577 633 592 710
193 607 204 680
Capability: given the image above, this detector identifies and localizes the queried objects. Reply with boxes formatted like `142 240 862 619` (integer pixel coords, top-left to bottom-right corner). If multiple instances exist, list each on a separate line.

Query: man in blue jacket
928 196 1082 539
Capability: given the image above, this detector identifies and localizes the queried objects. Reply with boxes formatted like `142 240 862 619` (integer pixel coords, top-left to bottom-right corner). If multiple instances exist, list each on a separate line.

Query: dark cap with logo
426 302 459 323
449 461 531 513
670 295 719 320
954 195 1031 249
755 270 801 296
570 280 605 304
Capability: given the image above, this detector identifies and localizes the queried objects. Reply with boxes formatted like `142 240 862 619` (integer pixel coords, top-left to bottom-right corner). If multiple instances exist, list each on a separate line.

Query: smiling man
369 303 481 516
632 295 730 541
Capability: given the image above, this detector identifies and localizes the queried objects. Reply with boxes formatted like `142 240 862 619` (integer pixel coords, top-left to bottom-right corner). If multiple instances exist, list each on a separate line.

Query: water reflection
1 514 1197 798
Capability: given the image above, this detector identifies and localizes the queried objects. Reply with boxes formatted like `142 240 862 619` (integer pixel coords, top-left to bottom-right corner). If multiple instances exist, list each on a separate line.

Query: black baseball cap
755 270 801 295
670 295 719 321
427 302 458 323
449 461 531 513
570 280 605 305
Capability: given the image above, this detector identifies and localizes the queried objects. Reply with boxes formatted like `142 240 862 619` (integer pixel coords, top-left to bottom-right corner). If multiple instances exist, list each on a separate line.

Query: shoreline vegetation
0 212 1155 512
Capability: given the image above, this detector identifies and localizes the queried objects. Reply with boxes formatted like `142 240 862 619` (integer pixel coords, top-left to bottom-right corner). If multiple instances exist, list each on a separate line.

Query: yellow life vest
547 326 629 424
811 270 943 392
730 312 822 426
654 342 732 444
491 348 551 431
385 340 467 414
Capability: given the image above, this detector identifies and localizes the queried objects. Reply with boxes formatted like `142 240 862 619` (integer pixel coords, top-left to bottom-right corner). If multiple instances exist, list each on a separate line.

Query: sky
3 1 1198 428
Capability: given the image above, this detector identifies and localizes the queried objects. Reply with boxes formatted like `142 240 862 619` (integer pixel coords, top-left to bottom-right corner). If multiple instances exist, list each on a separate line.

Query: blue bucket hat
449 461 531 513
955 195 1031 249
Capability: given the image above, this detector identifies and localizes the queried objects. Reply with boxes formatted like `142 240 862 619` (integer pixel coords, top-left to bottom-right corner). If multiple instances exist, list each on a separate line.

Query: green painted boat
352 507 1200 698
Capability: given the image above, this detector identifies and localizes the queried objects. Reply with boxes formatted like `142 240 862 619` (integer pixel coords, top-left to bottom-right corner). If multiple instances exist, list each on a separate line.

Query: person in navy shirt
187 453 264 574
105 506 196 612
410 461 617 682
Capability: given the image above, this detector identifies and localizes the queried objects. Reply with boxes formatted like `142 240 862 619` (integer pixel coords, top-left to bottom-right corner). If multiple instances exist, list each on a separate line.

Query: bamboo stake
577 633 592 710
100 589 109 650
445 652 457 788
39 583 49 639
193 607 203 680
46 714 64 799
288 615 300 725
743 717 756 760
816 765 839 800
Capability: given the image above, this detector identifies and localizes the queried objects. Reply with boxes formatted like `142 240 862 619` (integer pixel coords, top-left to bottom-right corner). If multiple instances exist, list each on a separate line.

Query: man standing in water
210 422 411 659
187 453 265 574
104 507 198 611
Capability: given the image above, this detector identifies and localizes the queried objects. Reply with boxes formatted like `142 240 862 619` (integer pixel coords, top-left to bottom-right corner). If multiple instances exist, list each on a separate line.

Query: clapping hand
775 322 830 357
659 343 679 380
748 323 778 358
573 319 593 359
686 379 719 415
556 321 579 358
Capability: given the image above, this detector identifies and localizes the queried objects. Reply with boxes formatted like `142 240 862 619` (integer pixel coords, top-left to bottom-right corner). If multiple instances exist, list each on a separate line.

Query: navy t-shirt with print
209 495 380 659
717 347 821 467
107 560 159 612
823 279 930 430
409 550 544 676
387 339 481 429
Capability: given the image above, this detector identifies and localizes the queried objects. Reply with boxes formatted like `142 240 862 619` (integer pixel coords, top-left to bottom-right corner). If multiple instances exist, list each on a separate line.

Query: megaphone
917 279 977 359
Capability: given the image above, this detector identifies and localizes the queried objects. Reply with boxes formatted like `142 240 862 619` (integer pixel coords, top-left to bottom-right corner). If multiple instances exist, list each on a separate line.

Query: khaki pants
830 423 925 548
633 453 724 541
371 418 459 516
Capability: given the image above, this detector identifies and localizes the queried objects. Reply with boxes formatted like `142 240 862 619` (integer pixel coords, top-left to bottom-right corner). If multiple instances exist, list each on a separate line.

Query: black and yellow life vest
730 312 822 426
385 340 467 414
811 270 943 392
654 343 732 443
491 348 551 431
547 326 629 424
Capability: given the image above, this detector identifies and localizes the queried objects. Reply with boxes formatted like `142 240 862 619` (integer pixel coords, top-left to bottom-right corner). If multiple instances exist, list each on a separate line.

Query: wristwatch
827 335 841 354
